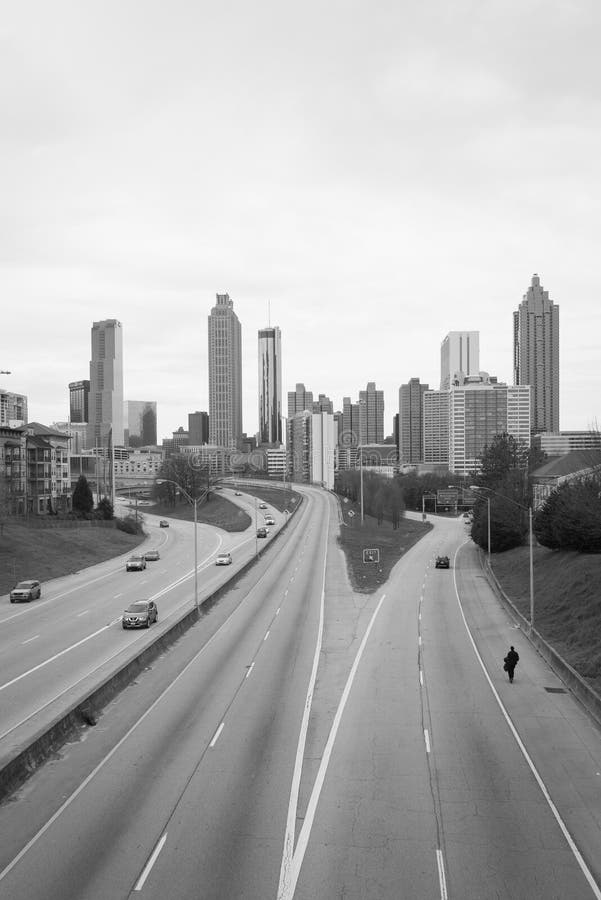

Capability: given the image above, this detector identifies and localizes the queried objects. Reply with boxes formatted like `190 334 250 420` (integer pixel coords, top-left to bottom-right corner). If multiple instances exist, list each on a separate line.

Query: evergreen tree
73 475 94 514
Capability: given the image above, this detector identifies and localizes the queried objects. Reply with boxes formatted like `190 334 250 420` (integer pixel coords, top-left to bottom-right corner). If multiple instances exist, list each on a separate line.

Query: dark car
126 555 147 572
10 580 42 603
258 502 268 509
159 520 169 528
144 549 160 561
122 600 158 629
256 526 268 538
435 555 450 569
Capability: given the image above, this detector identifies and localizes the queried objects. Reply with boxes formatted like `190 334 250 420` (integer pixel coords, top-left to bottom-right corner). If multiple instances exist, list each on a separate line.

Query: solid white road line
76 610 90 617
419 669 424 686
276 607 280 615
133 832 168 892
283 592 388 900
114 593 123 599
209 723 224 748
436 848 448 900
424 729 431 753
453 543 601 899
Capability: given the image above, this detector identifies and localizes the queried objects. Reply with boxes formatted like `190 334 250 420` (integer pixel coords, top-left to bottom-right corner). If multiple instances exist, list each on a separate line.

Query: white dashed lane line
209 723 224 748
22 635 40 645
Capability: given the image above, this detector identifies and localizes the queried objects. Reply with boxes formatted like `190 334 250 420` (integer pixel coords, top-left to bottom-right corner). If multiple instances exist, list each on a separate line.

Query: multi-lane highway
1 488 600 899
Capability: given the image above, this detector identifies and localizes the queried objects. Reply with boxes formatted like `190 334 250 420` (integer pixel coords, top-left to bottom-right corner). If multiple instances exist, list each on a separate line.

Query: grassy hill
490 546 601 694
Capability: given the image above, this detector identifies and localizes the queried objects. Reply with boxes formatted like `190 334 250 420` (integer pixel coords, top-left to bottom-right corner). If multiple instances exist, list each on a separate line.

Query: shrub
116 514 145 535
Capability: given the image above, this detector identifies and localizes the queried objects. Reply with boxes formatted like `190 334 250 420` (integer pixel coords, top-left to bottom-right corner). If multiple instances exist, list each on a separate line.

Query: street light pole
486 496 491 561
156 478 199 613
359 447 364 525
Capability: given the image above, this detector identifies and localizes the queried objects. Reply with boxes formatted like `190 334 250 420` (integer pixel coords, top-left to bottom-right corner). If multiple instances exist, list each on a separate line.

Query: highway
1 490 601 899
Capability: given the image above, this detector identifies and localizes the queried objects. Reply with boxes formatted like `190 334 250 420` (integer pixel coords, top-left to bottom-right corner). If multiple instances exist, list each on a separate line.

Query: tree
534 475 601 553
73 475 94 515
475 433 530 492
96 497 114 520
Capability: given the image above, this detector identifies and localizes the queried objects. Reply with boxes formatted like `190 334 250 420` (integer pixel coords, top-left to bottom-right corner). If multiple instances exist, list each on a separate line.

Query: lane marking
275 607 281 616
133 832 168 892
264 630 270 642
22 636 40 645
277 498 331 900
282 592 388 899
77 610 90 617
424 729 431 753
209 722 224 748
245 663 255 679
420 669 424 686
453 544 601 899
114 593 123 599
436 849 448 900
418 635 422 646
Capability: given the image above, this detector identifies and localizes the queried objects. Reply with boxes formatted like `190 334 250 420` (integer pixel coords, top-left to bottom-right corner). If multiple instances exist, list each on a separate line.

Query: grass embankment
338 507 432 593
227 483 302 515
150 492 253 531
0 523 145 596
491 546 601 694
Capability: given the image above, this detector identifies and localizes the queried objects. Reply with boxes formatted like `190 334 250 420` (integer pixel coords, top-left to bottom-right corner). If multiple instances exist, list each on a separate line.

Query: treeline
335 471 405 528
534 475 601 553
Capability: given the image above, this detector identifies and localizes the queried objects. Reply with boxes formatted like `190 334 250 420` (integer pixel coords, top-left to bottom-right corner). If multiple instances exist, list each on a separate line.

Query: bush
116 514 145 535
535 476 601 553
95 498 114 520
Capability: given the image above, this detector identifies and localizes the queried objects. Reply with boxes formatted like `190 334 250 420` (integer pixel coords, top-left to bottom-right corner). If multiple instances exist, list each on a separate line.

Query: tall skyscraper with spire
513 274 559 434
208 294 243 449
258 326 282 445
87 319 124 449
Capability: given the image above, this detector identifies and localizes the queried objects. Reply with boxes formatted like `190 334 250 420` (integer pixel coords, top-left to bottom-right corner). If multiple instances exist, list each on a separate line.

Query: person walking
504 646 519 683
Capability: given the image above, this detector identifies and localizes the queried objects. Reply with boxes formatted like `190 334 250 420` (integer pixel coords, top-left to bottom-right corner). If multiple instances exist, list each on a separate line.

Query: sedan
264 516 275 525
126 555 147 572
159 520 169 528
234 491 242 496
258 502 268 509
435 555 450 569
144 549 160 561
122 600 158 629
10 580 42 603
256 527 268 538
215 552 232 566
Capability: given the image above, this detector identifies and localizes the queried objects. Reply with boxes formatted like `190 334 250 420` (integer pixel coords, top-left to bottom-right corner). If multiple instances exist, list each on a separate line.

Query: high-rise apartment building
188 411 209 445
513 274 559 434
358 382 384 444
423 391 450 464
313 394 334 414
124 401 157 447
0 390 28 427
288 410 336 489
440 332 479 389
287 383 314 420
342 396 360 447
87 319 124 449
208 294 243 449
258 326 282 445
399 378 429 463
69 380 90 424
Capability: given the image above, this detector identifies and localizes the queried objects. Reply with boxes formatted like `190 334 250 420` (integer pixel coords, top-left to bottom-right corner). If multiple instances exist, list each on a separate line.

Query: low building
0 425 27 514
531 450 601 510
532 431 601 456
24 423 71 514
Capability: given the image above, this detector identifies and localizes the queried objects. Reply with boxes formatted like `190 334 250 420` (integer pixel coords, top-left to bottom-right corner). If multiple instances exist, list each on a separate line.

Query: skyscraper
208 294 243 449
440 332 479 390
258 326 282 445
287 383 314 420
513 274 560 434
87 319 124 449
69 380 90 424
399 378 429 463
188 411 209 445
124 401 157 446
358 382 384 444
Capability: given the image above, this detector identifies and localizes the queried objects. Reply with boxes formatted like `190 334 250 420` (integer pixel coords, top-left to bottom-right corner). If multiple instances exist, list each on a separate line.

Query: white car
216 552 232 566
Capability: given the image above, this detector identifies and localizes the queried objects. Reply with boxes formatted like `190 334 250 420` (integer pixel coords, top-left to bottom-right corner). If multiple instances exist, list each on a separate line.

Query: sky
2 0 600 440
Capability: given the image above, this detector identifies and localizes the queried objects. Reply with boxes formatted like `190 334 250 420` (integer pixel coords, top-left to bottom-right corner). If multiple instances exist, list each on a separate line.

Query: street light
156 479 200 613
471 485 535 632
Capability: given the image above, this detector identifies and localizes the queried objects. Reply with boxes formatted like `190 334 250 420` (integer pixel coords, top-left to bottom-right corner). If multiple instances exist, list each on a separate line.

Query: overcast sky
2 0 600 439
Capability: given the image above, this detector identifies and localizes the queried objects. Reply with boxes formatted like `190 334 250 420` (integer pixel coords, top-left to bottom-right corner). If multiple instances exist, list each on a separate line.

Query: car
126 555 147 572
215 552 232 565
144 549 160 561
463 511 472 520
435 555 450 569
234 491 242 496
258 502 268 509
256 526 268 538
10 580 42 603
264 516 275 525
159 520 169 528
122 599 158 629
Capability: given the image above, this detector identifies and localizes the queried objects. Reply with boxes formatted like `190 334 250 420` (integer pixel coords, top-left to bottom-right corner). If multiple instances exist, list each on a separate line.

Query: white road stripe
245 663 255 679
436 849 448 900
209 722 224 748
22 635 40 645
419 669 424 686
133 832 168 891
275 607 280 615
76 610 90 617
114 593 123 599
282 592 388 899
424 729 431 753
418 635 422 646
264 630 270 641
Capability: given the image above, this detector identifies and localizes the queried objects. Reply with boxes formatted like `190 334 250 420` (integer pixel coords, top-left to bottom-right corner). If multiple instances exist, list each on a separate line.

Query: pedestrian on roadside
503 646 519 683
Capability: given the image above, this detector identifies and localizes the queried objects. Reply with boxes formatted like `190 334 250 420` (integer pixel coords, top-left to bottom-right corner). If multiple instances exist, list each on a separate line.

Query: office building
342 396 360 448
69 380 90 425
423 391 450 464
287 383 314 419
449 375 531 475
313 394 334 414
124 401 157 447
0 390 28 427
208 294 243 449
288 410 336 489
440 332 479 389
532 431 601 457
188 411 209 446
399 378 429 463
513 273 559 434
87 319 124 449
258 326 282 445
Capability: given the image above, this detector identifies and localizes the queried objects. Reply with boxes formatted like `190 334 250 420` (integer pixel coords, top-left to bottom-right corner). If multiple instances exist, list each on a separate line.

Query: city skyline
2 4 600 437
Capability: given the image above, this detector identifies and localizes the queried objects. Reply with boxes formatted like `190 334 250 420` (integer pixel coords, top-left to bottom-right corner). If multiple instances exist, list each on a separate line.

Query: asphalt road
1 495 600 900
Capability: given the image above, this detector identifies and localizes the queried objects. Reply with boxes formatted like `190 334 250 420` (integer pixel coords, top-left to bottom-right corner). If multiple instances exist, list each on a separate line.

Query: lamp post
471 485 534 632
359 446 364 524
156 479 199 612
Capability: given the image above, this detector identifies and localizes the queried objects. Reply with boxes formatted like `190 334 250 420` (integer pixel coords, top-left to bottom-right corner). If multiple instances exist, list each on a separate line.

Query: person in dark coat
504 646 519 682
